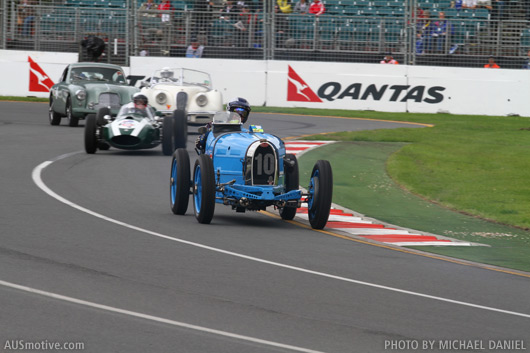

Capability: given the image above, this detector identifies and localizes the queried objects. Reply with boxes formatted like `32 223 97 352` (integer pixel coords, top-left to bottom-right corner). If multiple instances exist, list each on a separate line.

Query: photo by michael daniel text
384 339 526 351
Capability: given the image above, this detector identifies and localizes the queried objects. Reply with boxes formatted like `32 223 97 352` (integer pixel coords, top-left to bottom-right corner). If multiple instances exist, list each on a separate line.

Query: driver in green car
117 93 156 120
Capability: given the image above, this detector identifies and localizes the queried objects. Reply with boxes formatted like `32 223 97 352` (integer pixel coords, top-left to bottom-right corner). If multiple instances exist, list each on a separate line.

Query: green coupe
49 62 140 127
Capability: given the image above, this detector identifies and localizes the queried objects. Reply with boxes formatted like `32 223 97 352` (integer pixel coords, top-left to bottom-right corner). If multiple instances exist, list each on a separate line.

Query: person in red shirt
380 53 399 64
158 0 172 22
309 0 325 16
484 56 500 68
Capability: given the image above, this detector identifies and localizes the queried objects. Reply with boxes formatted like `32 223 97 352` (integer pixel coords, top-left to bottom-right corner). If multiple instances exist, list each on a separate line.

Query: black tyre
66 97 79 127
279 153 299 220
307 160 333 229
173 109 188 149
49 99 61 125
162 115 174 156
170 148 191 215
97 107 110 126
192 154 216 224
84 114 98 154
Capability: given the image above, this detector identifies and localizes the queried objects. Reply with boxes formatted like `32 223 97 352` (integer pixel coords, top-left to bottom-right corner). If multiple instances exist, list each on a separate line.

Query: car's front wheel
173 109 188 149
193 154 215 224
279 153 299 221
49 99 61 126
97 107 110 126
84 114 98 154
307 160 333 229
170 148 190 215
66 97 79 127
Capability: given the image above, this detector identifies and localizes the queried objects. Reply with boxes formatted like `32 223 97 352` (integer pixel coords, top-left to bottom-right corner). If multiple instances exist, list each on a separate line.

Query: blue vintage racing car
169 108 333 229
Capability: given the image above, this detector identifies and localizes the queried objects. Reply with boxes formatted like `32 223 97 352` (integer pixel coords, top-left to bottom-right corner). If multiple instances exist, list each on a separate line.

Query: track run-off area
1 101 529 353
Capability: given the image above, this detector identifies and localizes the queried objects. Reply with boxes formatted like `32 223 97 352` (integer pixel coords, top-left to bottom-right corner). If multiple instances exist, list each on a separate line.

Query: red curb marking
326 222 386 229
286 147 313 151
296 208 354 216
360 235 450 242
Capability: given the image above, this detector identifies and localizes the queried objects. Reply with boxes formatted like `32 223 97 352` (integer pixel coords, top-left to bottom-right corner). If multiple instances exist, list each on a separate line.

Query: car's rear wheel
162 115 174 156
193 154 215 224
66 97 79 127
170 148 190 215
173 109 188 149
279 153 299 221
84 114 98 154
49 99 61 125
97 107 110 126
307 160 333 229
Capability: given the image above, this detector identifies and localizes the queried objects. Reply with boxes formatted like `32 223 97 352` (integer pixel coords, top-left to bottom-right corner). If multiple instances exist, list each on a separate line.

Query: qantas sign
287 65 445 104
28 56 54 92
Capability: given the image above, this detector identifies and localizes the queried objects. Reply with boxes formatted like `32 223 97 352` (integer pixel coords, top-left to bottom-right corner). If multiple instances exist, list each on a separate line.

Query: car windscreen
117 105 156 120
70 67 127 84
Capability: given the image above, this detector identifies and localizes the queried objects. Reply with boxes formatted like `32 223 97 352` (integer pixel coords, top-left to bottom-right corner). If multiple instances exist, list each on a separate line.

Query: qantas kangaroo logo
28 56 54 92
287 65 322 103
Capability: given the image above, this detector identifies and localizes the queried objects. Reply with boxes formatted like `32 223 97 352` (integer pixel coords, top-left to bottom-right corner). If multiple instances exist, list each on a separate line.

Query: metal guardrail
2 0 529 69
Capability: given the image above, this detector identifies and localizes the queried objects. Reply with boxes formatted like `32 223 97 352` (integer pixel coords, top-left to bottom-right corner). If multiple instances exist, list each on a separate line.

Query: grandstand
1 0 529 68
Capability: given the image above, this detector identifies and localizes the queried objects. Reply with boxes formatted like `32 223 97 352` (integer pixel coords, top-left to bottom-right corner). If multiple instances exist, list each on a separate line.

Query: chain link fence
1 0 529 69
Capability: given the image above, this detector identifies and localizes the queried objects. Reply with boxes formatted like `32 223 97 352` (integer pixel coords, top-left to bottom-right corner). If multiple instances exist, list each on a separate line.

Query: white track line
0 279 325 353
22 153 530 322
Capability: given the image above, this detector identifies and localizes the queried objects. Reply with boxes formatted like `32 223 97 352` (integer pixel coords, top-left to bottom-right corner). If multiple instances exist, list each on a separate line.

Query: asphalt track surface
1 101 529 353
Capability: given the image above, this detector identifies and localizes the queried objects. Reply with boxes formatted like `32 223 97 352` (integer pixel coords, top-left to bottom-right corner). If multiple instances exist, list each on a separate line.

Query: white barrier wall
2 50 530 117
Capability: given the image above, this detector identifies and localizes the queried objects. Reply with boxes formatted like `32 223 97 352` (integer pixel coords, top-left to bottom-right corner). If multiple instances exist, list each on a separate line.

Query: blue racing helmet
226 97 251 124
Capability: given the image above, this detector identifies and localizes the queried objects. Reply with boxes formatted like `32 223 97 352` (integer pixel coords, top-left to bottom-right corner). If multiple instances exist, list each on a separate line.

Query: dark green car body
48 62 139 127
102 113 161 150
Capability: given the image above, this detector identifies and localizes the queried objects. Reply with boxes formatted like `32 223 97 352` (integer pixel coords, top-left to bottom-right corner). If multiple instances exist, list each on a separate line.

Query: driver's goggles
233 107 249 119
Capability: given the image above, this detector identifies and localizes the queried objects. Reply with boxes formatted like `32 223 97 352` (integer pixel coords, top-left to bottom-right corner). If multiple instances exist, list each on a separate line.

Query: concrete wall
2 50 529 117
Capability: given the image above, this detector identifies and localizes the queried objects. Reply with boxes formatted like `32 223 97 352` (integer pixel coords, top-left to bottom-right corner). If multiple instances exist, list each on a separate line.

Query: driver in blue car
195 97 251 153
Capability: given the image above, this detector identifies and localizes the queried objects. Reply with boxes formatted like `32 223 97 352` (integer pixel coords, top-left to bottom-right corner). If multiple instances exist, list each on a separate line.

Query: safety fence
2 0 530 69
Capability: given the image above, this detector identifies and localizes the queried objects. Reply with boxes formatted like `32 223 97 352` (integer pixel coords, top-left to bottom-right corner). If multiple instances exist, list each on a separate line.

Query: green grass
253 107 530 230
0 96 48 102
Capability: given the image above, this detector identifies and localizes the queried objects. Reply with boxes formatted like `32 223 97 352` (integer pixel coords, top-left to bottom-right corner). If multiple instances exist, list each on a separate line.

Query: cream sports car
139 68 223 125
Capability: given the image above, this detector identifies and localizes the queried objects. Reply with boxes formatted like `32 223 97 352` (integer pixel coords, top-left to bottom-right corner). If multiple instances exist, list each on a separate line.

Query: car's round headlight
156 92 167 105
196 94 208 107
76 89 87 100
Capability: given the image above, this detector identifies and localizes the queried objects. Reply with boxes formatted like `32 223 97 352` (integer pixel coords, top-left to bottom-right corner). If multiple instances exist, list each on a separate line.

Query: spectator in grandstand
232 5 257 46
18 0 36 37
139 0 157 16
277 0 292 14
416 10 433 54
477 0 492 10
462 0 477 9
294 0 309 14
380 53 399 64
431 11 456 54
186 36 204 58
309 0 325 16
484 56 500 68
222 0 238 15
158 0 173 22
452 0 463 10
274 5 289 47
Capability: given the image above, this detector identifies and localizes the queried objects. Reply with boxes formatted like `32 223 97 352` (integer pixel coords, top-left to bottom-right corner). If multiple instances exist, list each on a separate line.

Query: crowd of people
17 0 523 69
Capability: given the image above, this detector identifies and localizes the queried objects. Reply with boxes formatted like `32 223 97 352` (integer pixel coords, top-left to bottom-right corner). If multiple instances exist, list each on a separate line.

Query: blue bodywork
202 125 302 210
